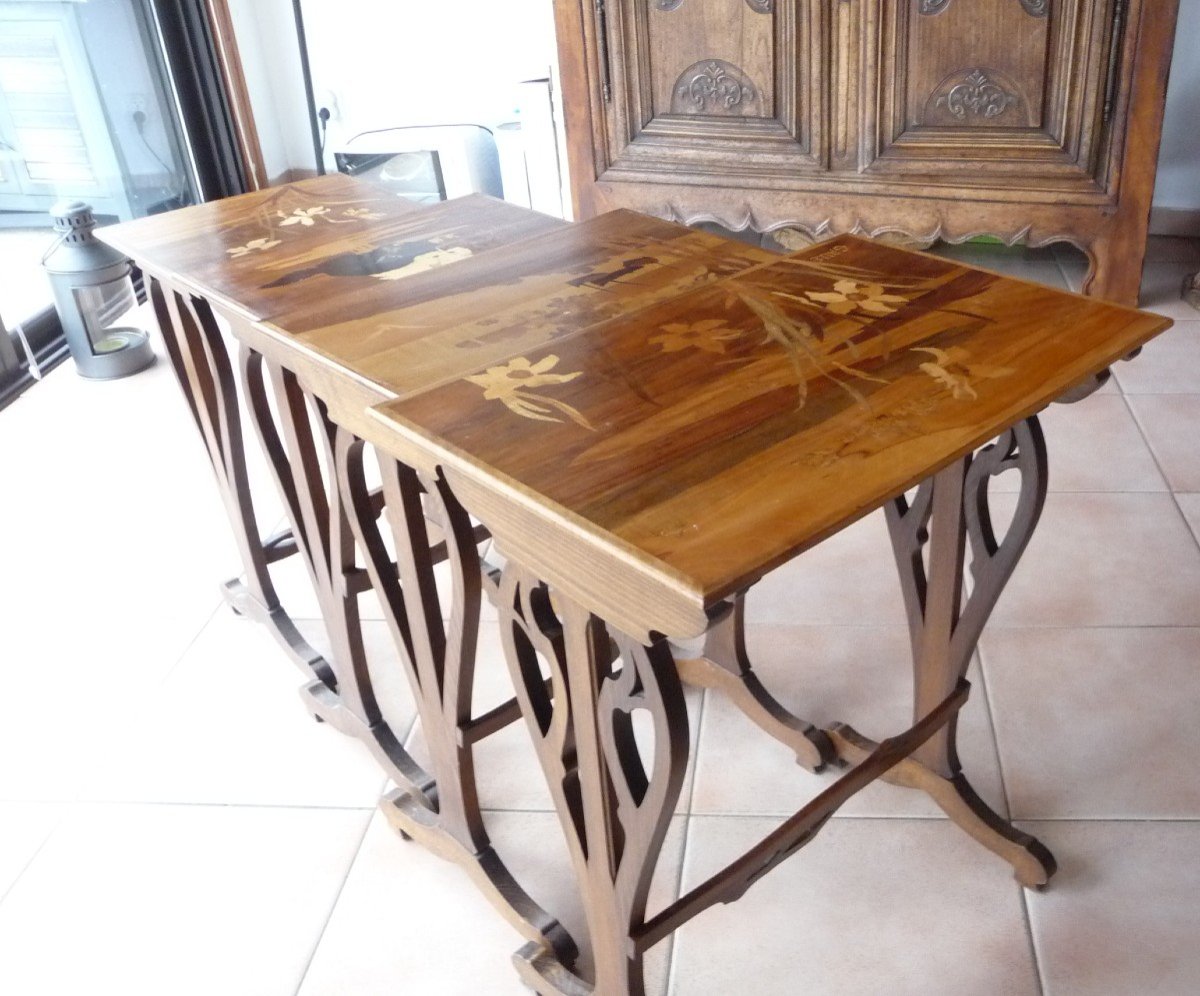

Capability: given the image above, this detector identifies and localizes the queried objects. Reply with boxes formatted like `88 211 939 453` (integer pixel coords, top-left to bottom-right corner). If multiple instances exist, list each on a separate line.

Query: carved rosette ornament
935 69 1019 120
671 60 758 115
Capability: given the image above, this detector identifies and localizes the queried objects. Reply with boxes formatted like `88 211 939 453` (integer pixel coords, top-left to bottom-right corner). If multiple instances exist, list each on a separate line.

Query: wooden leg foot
512 942 593 996
676 655 832 771
383 791 579 968
677 593 833 772
828 724 1055 888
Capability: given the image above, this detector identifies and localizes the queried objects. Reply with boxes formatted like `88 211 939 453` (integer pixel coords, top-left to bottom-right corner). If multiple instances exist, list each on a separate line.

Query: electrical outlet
126 93 149 118
319 90 341 122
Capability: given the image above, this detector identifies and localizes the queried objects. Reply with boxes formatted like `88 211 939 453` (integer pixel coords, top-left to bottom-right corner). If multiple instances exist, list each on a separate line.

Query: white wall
1152 0 1200 229
228 0 557 181
231 1 1200 233
302 0 556 143
225 0 313 182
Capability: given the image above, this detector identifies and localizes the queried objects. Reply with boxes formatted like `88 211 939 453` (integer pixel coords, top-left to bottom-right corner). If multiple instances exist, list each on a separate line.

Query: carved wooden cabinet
553 0 1180 305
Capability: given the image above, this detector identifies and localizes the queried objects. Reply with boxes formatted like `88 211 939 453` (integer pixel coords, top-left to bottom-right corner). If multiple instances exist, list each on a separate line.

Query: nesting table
100 174 1171 995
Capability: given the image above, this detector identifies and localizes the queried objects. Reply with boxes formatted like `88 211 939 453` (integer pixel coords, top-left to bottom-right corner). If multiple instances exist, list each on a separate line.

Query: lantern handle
41 232 66 266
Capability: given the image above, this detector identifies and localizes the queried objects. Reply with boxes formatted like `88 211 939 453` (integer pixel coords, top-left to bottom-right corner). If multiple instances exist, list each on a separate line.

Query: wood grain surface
370 232 1171 628
97 174 567 327
99 175 1172 639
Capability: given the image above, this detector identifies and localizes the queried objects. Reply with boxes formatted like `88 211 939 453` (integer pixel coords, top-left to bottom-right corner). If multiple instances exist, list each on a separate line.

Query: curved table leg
675 593 833 772
498 568 689 996
340 440 577 967
147 278 331 686
496 564 974 995
855 416 1056 888
657 417 1056 889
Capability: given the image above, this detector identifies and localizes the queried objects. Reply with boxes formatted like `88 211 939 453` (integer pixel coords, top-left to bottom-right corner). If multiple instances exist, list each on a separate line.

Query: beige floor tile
1126 394 1200 492
1138 260 1200 320
671 816 1039 995
1176 492 1200 544
988 492 1200 627
1113 320 1200 394
982 627 1200 819
0 804 63 899
744 509 909 627
989 395 1165 493
690 625 1007 819
1 366 236 801
79 611 389 808
0 803 371 996
299 809 685 995
932 241 1069 290
1022 821 1200 996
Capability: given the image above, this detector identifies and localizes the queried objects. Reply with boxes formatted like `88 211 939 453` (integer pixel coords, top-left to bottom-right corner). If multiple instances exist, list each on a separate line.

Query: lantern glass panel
71 273 141 356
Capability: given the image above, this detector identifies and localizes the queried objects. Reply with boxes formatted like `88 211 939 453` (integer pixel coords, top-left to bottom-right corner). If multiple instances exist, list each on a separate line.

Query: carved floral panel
670 60 759 115
926 68 1026 123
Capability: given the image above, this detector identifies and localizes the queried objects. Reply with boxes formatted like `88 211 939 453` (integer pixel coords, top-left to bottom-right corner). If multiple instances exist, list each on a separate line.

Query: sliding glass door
1 0 246 406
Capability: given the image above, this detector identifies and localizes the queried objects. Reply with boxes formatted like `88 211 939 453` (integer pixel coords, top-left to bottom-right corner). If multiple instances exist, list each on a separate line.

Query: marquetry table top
100 176 1171 639
369 234 1170 630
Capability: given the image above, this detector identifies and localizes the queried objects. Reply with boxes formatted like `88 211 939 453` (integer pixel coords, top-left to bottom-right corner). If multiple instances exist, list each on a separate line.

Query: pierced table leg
339 442 577 968
498 564 979 996
834 418 1056 888
244 357 438 800
147 278 329 685
498 568 689 996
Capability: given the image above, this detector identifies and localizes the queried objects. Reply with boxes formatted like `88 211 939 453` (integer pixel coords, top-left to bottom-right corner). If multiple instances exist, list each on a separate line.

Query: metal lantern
42 200 155 380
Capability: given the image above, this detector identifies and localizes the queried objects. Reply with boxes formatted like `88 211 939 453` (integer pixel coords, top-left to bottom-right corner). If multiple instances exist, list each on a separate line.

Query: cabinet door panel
870 0 1117 189
649 2 775 119
600 0 825 180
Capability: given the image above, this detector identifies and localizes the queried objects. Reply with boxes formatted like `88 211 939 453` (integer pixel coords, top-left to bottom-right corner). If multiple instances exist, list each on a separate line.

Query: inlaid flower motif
806 280 908 317
912 346 1013 401
278 206 330 226
226 237 281 258
342 207 385 220
649 318 740 355
464 355 595 430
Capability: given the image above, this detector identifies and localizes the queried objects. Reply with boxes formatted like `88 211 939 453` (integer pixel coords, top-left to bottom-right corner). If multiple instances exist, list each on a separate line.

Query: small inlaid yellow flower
278 206 330 226
649 319 740 355
226 237 281 258
806 280 908 317
342 207 385 220
464 355 595 430
912 346 1013 401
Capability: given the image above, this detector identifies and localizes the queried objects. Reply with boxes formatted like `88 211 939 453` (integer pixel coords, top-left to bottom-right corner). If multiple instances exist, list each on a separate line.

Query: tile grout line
1117 390 1200 558
663 686 710 996
975 643 1047 996
0 810 67 909
1017 883 1049 996
292 807 376 996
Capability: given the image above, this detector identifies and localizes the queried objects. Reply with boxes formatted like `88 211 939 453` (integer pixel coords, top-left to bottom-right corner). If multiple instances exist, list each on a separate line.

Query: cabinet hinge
1103 0 1130 126
595 0 612 103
